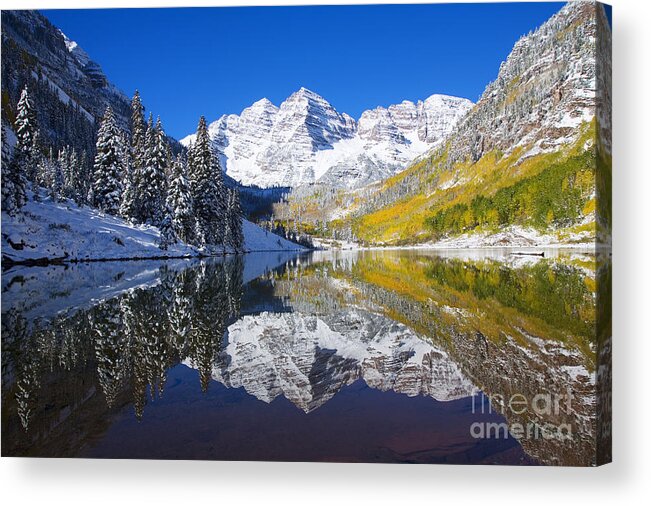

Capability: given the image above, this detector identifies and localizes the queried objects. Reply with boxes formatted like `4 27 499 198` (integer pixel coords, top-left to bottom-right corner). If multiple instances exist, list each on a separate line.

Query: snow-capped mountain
181 88 473 189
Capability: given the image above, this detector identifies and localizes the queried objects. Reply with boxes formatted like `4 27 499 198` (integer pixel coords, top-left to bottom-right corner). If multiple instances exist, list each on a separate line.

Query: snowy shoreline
313 224 608 253
1 197 306 267
2 248 307 268
1 198 607 268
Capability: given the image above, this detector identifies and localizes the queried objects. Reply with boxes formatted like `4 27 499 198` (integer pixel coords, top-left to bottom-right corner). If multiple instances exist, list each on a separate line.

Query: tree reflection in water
1 249 608 466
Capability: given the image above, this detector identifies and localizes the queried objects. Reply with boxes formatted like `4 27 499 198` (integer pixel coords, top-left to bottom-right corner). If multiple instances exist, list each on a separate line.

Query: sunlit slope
336 2 611 246
350 120 606 245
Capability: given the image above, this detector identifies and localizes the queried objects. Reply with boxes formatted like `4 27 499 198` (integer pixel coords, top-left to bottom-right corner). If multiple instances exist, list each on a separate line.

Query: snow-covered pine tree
12 86 41 184
187 116 226 248
35 148 48 188
148 117 168 224
158 210 176 250
1 124 12 170
120 140 136 221
68 149 79 200
59 146 82 202
118 129 131 210
223 190 232 251
130 91 146 166
234 190 245 252
166 155 195 244
1 122 27 216
29 130 44 202
121 91 146 221
225 188 244 252
38 147 63 200
91 106 124 215
135 114 167 226
127 112 153 222
75 151 91 206
58 146 71 198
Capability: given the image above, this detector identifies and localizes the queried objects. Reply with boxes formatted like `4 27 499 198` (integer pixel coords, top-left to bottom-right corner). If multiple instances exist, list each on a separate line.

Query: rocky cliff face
2 10 186 156
181 87 472 189
1 10 131 153
430 1 610 166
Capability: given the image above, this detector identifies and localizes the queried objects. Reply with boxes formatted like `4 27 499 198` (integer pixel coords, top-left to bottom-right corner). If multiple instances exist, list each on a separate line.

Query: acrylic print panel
0 1 611 466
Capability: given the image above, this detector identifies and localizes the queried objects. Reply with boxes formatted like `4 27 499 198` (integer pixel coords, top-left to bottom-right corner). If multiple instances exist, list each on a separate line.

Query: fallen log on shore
510 251 545 257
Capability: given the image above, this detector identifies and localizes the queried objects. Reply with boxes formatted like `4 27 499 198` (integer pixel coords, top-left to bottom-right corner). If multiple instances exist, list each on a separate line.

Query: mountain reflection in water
1 249 607 465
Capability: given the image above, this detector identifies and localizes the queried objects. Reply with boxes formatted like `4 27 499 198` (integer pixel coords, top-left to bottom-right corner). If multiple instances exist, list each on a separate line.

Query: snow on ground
314 222 597 253
243 219 305 253
311 237 360 251
422 225 595 249
1 194 304 265
424 225 584 249
2 196 196 263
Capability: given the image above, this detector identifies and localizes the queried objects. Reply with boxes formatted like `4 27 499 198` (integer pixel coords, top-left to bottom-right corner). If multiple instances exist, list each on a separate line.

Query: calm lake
1 248 608 465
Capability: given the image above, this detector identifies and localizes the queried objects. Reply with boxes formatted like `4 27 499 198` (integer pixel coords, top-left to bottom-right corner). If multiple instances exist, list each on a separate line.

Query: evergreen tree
120 162 137 220
158 210 176 250
91 106 124 214
76 151 91 206
130 91 146 168
12 86 40 184
2 87 37 214
139 116 168 226
134 114 168 226
59 146 83 203
28 130 44 202
225 188 244 252
187 116 226 248
121 91 146 221
166 155 195 244
35 148 49 188
1 122 27 216
58 146 72 199
38 147 63 200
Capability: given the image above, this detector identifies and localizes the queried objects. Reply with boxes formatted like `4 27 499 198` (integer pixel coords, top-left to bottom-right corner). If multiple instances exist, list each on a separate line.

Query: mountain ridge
181 88 473 189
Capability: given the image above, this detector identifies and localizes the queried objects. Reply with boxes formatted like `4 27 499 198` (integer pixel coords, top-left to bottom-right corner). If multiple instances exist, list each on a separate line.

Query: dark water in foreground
1 249 608 464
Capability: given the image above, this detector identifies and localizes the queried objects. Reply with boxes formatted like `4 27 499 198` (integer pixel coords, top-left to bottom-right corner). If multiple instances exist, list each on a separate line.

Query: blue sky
43 2 567 139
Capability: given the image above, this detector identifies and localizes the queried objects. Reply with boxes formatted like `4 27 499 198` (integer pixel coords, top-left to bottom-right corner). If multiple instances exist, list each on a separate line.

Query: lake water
1 248 610 465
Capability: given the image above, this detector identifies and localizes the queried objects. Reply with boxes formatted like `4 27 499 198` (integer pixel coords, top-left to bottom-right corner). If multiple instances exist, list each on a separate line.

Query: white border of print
1 1 649 506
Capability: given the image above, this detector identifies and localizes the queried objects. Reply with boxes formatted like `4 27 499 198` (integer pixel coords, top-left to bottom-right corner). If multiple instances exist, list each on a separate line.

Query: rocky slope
436 0 609 165
1 10 183 156
338 1 611 246
181 88 473 189
1 10 131 154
